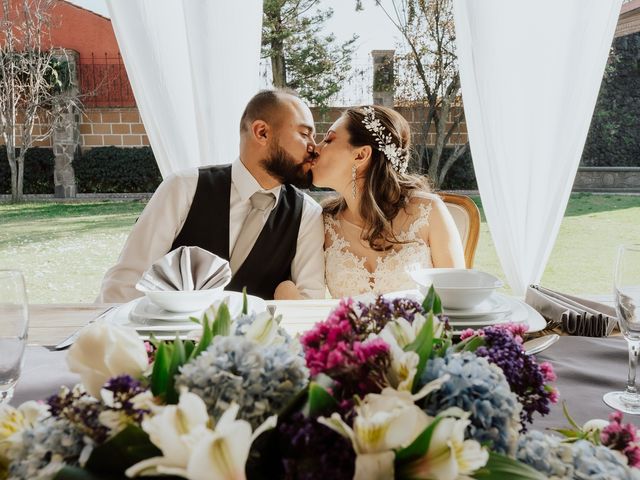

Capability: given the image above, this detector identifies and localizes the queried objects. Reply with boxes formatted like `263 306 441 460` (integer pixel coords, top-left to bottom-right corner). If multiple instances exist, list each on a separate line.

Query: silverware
52 306 117 351
523 333 560 355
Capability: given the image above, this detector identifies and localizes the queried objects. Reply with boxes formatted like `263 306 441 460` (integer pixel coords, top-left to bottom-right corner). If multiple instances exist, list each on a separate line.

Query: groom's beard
262 142 313 189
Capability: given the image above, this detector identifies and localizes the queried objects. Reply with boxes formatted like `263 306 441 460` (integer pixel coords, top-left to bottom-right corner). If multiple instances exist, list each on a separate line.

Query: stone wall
573 167 640 193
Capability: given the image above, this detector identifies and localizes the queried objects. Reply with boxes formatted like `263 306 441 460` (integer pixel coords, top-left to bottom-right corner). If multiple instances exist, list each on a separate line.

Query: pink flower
601 411 640 467
539 362 557 382
460 328 476 340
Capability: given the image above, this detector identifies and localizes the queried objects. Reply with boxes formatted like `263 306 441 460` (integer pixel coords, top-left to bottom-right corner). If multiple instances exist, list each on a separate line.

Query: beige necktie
230 191 276 273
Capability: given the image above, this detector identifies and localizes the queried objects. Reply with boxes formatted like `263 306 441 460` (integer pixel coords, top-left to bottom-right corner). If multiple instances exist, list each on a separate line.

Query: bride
314 105 465 298
276 105 465 299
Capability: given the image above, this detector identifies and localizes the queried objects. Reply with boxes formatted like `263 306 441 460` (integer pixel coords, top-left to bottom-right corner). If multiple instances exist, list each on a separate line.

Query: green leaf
395 417 443 465
562 401 580 430
211 302 231 337
472 452 547 479
421 285 442 315
54 466 122 480
242 287 249 315
305 382 339 417
455 335 486 353
150 342 171 397
404 313 435 393
165 336 186 404
191 310 213 360
550 428 580 438
83 425 161 476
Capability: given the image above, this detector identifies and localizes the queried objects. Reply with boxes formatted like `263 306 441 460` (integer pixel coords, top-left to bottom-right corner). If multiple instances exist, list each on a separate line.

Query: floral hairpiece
361 106 409 174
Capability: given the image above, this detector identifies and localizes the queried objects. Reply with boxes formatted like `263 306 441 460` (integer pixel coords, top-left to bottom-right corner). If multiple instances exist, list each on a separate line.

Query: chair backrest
439 193 480 268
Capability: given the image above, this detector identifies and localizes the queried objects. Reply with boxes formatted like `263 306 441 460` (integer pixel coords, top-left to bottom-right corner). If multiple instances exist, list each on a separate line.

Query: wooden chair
439 192 481 268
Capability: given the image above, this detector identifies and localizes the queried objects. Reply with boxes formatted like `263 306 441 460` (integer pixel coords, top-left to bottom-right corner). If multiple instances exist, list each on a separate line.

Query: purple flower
357 296 423 334
473 325 556 426
277 413 355 480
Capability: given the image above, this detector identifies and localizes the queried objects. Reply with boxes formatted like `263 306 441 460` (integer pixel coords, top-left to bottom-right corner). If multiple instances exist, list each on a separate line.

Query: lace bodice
324 202 434 298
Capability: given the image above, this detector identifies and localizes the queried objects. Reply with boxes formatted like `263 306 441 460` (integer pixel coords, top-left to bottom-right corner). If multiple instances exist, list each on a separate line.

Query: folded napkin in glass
525 284 617 337
136 246 231 291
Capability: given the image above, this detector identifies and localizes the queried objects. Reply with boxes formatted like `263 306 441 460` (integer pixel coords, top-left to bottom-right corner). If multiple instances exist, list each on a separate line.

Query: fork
52 306 117 351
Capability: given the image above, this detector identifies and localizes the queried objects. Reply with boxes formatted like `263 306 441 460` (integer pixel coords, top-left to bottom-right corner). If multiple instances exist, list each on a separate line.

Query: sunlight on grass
1 194 639 303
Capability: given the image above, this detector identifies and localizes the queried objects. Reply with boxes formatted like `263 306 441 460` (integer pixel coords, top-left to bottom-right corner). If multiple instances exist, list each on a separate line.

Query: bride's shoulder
406 191 444 214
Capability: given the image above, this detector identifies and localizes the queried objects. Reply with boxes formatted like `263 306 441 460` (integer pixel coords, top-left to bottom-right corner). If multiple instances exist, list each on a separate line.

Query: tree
0 0 75 201
359 0 468 188
262 0 357 107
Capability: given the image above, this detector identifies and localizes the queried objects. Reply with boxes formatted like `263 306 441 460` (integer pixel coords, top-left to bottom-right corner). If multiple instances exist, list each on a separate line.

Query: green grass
1 194 639 303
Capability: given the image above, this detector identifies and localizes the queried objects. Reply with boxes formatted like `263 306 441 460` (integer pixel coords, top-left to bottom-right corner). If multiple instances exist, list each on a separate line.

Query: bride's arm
274 280 305 300
422 197 466 268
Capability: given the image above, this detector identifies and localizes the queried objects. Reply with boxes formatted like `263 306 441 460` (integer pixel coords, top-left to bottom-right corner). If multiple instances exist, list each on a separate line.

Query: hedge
0 147 55 194
74 146 162 193
582 31 640 167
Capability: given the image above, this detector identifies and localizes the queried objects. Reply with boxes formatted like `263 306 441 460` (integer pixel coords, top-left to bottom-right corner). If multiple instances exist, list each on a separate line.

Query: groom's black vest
171 165 304 300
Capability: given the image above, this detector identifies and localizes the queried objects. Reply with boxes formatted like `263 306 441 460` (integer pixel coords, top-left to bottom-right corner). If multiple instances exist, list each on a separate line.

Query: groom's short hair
240 88 299 133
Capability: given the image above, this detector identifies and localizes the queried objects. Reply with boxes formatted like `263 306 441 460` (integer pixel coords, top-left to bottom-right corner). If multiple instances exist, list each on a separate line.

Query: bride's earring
351 165 357 199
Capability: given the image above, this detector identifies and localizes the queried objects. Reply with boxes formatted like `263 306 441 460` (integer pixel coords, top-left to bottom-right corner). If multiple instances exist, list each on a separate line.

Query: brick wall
79 108 149 148
4 105 465 151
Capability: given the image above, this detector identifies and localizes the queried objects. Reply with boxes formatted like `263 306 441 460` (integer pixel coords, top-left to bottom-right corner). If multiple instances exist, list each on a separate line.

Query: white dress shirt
99 158 325 302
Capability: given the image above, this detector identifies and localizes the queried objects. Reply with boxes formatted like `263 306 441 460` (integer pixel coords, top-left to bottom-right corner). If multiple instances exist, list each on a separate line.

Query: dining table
12 299 636 432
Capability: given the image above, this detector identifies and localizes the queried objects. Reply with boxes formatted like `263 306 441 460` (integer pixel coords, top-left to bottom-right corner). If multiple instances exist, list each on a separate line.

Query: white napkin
136 246 231 292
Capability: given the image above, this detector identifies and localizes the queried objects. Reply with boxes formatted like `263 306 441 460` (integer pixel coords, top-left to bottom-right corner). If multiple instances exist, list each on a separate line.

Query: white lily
126 391 210 478
583 418 609 434
401 410 489 480
319 379 447 480
0 401 50 460
186 404 277 480
241 312 284 346
67 322 148 398
127 392 277 480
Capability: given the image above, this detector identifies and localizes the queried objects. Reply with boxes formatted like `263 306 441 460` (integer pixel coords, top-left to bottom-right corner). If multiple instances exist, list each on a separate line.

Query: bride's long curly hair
323 105 431 251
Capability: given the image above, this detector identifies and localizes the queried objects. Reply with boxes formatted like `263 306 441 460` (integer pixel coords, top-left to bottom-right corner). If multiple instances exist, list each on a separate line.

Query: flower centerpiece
0 288 637 480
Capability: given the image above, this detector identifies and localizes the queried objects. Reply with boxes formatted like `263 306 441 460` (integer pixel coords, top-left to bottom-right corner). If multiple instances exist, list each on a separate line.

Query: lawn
1 193 639 303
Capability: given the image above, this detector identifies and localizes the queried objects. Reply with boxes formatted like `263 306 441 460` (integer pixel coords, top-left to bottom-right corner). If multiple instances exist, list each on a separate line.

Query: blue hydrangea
175 335 308 428
8 417 85 480
420 350 521 454
517 431 640 480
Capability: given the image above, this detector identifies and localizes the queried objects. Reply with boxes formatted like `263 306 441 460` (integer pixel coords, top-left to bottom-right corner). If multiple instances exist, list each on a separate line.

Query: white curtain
453 0 622 295
105 1 263 177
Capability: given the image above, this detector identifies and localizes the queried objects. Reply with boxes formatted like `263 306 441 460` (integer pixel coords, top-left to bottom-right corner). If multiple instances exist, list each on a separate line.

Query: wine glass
603 244 640 414
0 270 29 405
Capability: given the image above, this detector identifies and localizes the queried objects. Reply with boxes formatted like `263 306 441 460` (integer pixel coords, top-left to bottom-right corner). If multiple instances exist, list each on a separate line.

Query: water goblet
0 270 29 405
603 244 640 414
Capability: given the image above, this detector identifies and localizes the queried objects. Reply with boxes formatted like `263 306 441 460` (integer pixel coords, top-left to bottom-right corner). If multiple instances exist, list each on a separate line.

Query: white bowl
408 268 503 310
135 286 227 313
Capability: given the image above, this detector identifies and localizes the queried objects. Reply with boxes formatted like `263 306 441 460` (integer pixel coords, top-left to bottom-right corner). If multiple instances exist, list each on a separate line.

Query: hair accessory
351 164 357 199
361 106 409 174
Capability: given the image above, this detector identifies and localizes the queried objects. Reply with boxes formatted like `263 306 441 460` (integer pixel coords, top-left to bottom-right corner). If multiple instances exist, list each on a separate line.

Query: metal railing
77 53 136 108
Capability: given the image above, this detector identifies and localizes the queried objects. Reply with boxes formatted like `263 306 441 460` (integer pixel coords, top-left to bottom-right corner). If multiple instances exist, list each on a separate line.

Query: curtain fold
453 0 622 295
105 1 263 177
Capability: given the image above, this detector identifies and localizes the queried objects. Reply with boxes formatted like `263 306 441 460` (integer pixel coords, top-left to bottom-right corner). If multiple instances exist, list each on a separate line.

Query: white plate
443 294 511 318
131 291 266 323
102 291 267 333
382 290 545 334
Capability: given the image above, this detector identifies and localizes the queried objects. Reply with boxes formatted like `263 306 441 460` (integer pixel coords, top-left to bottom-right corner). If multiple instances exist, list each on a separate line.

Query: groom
98 89 325 302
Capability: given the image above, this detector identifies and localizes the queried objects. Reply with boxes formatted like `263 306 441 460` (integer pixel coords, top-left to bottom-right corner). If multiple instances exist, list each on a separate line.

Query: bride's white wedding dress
324 202 434 298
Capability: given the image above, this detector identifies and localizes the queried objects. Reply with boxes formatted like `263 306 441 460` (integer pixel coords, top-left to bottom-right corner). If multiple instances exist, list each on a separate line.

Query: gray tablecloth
532 335 632 430
13 337 636 431
11 347 79 406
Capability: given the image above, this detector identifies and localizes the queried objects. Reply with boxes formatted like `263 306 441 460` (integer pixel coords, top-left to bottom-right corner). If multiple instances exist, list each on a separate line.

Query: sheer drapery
105 1 263 177
453 0 622 295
